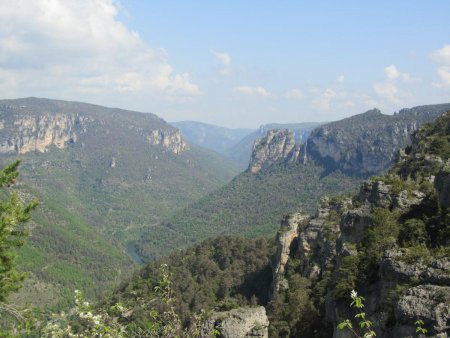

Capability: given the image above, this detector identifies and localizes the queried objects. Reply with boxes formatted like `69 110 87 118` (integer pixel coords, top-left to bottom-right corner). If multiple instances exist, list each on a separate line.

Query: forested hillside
136 163 360 260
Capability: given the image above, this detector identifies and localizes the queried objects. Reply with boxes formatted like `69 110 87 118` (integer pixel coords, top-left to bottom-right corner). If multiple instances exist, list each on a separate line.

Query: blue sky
1 1 449 127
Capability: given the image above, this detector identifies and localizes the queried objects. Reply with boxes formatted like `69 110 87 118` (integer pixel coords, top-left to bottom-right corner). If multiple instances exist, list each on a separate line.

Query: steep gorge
138 104 450 261
0 97 238 308
120 110 450 338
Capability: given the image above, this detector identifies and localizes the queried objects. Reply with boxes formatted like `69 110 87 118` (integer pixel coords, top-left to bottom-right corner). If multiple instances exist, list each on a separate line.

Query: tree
0 160 37 304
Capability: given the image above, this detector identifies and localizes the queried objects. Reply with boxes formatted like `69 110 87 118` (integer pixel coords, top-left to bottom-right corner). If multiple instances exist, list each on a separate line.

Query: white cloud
210 50 231 75
431 44 450 65
385 65 401 80
234 86 271 97
373 82 402 105
384 64 415 83
284 88 304 99
0 0 200 101
431 45 450 87
311 88 353 111
210 50 231 67
434 67 450 87
371 64 418 105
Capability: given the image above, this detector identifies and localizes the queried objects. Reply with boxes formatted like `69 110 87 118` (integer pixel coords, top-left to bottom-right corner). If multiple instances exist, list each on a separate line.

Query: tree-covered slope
11 182 132 309
136 162 361 260
112 236 275 328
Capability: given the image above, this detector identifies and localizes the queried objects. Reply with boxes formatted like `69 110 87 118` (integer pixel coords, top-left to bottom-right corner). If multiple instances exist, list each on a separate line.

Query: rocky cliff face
224 122 320 170
0 113 90 154
269 111 450 337
248 129 300 173
306 104 450 177
0 99 190 155
247 104 450 177
147 128 189 154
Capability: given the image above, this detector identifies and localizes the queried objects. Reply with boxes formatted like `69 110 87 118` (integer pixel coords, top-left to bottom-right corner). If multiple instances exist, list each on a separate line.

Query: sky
0 1 449 128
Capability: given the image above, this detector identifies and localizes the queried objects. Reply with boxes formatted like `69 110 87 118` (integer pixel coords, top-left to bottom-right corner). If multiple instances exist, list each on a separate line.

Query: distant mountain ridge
306 104 450 176
246 104 450 177
171 121 254 154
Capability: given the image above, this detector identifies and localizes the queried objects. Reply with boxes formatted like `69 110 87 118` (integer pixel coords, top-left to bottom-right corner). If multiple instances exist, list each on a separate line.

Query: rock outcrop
225 122 320 170
0 113 90 154
201 306 269 338
248 129 300 173
147 129 189 154
270 213 308 297
394 285 450 337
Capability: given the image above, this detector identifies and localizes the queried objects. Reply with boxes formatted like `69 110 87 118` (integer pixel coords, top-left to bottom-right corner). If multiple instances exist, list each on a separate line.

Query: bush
399 219 427 246
358 208 399 281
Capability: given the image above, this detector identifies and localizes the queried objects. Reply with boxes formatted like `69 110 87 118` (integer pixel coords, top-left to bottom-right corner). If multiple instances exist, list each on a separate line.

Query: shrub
399 219 427 246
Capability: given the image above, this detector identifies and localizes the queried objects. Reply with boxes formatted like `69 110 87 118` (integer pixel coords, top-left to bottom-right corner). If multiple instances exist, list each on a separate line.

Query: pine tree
0 160 37 303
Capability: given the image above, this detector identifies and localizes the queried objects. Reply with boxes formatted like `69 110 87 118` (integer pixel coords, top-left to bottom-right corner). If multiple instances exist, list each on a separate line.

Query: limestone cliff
147 128 189 154
247 104 450 177
0 113 90 154
248 129 300 173
270 213 308 297
0 99 190 155
269 111 450 337
225 122 320 170
306 104 450 177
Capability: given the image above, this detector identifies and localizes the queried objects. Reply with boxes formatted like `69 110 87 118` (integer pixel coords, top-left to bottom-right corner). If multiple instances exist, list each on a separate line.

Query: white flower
351 290 358 299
